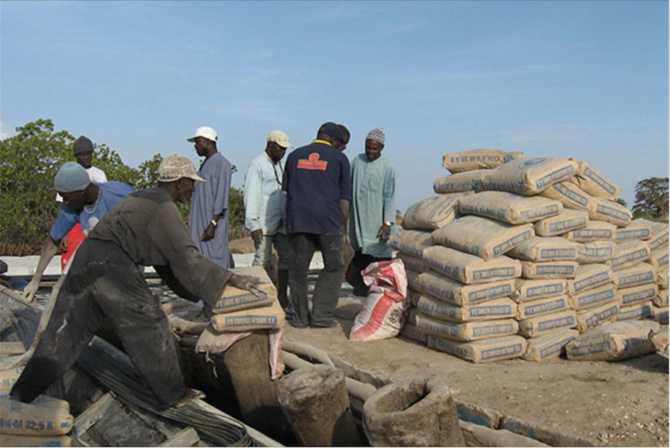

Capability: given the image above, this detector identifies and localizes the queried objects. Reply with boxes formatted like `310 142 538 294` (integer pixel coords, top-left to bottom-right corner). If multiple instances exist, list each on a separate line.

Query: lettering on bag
297 153 328 170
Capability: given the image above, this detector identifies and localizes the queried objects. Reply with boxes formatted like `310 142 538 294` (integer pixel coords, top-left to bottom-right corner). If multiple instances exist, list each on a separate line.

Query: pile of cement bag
393 149 668 363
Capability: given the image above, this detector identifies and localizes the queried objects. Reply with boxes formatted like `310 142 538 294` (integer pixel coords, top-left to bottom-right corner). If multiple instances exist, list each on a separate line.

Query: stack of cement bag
394 149 668 363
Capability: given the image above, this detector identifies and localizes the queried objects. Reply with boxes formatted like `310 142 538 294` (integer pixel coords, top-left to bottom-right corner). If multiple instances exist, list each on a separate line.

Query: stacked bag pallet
396 148 668 363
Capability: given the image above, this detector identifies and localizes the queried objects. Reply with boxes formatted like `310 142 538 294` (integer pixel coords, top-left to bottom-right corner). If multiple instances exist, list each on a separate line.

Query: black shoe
311 319 339 328
288 318 309 328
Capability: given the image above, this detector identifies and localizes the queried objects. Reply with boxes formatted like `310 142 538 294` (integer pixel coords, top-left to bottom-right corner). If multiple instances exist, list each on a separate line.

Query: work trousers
288 233 344 326
10 240 186 409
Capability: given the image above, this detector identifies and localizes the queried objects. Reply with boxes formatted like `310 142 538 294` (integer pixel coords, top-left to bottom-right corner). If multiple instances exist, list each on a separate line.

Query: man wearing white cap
21 161 135 302
188 126 233 268
11 155 258 411
244 130 293 310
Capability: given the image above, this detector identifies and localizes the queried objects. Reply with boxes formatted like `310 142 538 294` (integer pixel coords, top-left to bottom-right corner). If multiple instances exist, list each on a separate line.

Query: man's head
158 155 206 203
187 126 218 158
265 130 292 163
54 161 93 210
334 124 350 151
365 128 385 162
316 122 344 146
73 136 95 169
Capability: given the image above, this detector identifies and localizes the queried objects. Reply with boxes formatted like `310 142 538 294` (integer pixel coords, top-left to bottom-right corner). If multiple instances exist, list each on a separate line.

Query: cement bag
576 302 619 333
442 148 521 173
644 219 669 251
432 215 534 260
646 247 669 272
541 181 592 211
518 310 577 338
568 283 617 311
507 237 578 262
617 283 658 307
520 261 578 279
659 271 669 289
576 241 617 264
407 288 422 307
390 229 433 257
613 263 657 289
653 289 668 307
417 271 515 306
212 283 276 314
0 434 72 447
0 397 73 436
210 299 285 332
433 170 486 194
423 246 522 284
534 209 589 237
402 192 471 231
405 268 422 291
615 219 653 242
459 191 562 225
396 252 429 273
428 335 527 363
610 240 651 271
568 264 614 295
569 160 621 201
652 306 669 324
588 197 632 227
481 157 578 195
400 322 428 344
566 320 660 361
564 220 616 242
513 279 567 302
350 259 409 342
516 295 569 320
523 329 579 362
196 326 251 353
415 312 518 342
616 302 653 321
0 368 23 394
416 295 517 322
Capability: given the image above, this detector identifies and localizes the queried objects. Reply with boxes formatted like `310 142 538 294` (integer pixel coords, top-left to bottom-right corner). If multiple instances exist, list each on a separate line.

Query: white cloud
0 122 13 140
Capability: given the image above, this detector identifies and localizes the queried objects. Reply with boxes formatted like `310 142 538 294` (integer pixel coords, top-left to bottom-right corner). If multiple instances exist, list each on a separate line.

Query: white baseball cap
267 130 292 149
187 126 218 143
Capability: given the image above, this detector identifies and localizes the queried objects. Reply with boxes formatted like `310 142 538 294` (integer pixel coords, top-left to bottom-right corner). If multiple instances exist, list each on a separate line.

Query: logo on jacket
297 153 328 171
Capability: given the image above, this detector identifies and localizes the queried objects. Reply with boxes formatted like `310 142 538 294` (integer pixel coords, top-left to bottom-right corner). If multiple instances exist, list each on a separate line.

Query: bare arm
22 236 60 302
338 198 350 240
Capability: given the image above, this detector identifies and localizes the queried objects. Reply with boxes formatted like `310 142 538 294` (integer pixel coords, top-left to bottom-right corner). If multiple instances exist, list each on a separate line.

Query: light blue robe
189 152 232 268
349 154 396 258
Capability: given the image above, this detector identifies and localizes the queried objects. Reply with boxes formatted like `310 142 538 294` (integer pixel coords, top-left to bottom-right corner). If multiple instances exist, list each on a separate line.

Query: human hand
21 279 40 303
60 239 68 252
377 223 392 243
228 273 262 290
201 223 216 242
251 229 263 245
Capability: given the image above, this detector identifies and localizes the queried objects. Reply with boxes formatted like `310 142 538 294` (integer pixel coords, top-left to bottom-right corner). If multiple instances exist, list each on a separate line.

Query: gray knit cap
73 136 94 156
54 162 91 193
366 128 385 145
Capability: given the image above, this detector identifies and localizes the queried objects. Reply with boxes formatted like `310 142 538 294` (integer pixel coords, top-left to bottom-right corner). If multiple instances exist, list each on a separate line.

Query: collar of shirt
311 139 333 147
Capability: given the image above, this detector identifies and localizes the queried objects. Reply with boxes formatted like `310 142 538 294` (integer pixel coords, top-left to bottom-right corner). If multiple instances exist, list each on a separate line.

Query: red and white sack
349 259 409 342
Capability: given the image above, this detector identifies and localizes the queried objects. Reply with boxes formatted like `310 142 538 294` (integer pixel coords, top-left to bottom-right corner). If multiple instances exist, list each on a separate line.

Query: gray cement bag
652 306 668 324
576 241 617 264
522 329 579 362
513 278 567 302
415 312 519 342
613 263 657 289
516 295 569 320
610 240 651 271
423 246 522 284
390 229 433 257
616 302 653 321
567 264 614 295
442 148 522 173
403 192 472 230
575 302 619 333
564 220 616 242
432 215 534 260
417 294 517 322
587 197 632 227
569 160 621 201
459 191 562 225
481 157 578 195
428 335 527 363
534 209 589 237
541 181 592 211
646 247 669 272
615 219 653 243
566 320 659 361
617 283 659 307
434 170 487 194
507 236 578 262
520 260 579 279
417 271 515 306
399 321 427 344
517 310 577 338
396 252 430 273
568 283 617 311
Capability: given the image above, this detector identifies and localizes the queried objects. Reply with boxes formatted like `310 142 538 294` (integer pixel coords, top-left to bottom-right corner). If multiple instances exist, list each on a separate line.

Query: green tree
632 177 669 221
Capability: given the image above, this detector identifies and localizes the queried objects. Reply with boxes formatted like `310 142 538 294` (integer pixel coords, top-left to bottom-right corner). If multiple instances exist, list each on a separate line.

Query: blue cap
54 162 90 193
317 122 344 142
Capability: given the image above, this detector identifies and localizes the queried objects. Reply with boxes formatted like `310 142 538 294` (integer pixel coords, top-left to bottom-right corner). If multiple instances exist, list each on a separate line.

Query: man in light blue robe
347 128 397 296
188 126 232 268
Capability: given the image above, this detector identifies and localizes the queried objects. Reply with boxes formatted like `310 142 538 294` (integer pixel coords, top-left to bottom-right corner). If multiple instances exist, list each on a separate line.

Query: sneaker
311 319 340 328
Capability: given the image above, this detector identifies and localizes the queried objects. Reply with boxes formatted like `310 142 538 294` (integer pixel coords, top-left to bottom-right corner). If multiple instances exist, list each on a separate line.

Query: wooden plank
158 427 200 447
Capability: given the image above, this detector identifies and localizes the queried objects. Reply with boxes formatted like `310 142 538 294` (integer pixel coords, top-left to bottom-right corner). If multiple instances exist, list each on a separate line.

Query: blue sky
1 1 667 212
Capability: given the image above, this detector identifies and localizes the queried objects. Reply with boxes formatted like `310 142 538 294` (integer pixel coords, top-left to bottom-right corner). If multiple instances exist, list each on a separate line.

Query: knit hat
157 155 206 183
366 128 385 145
54 162 91 193
73 136 94 156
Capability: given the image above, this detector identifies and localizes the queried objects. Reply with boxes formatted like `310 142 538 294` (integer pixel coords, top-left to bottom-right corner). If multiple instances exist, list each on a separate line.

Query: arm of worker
201 211 224 242
338 198 350 237
377 165 397 243
201 157 232 242
21 236 60 302
243 163 264 245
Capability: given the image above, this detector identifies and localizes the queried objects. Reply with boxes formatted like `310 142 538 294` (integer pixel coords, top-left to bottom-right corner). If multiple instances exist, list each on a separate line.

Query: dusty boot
278 269 290 310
